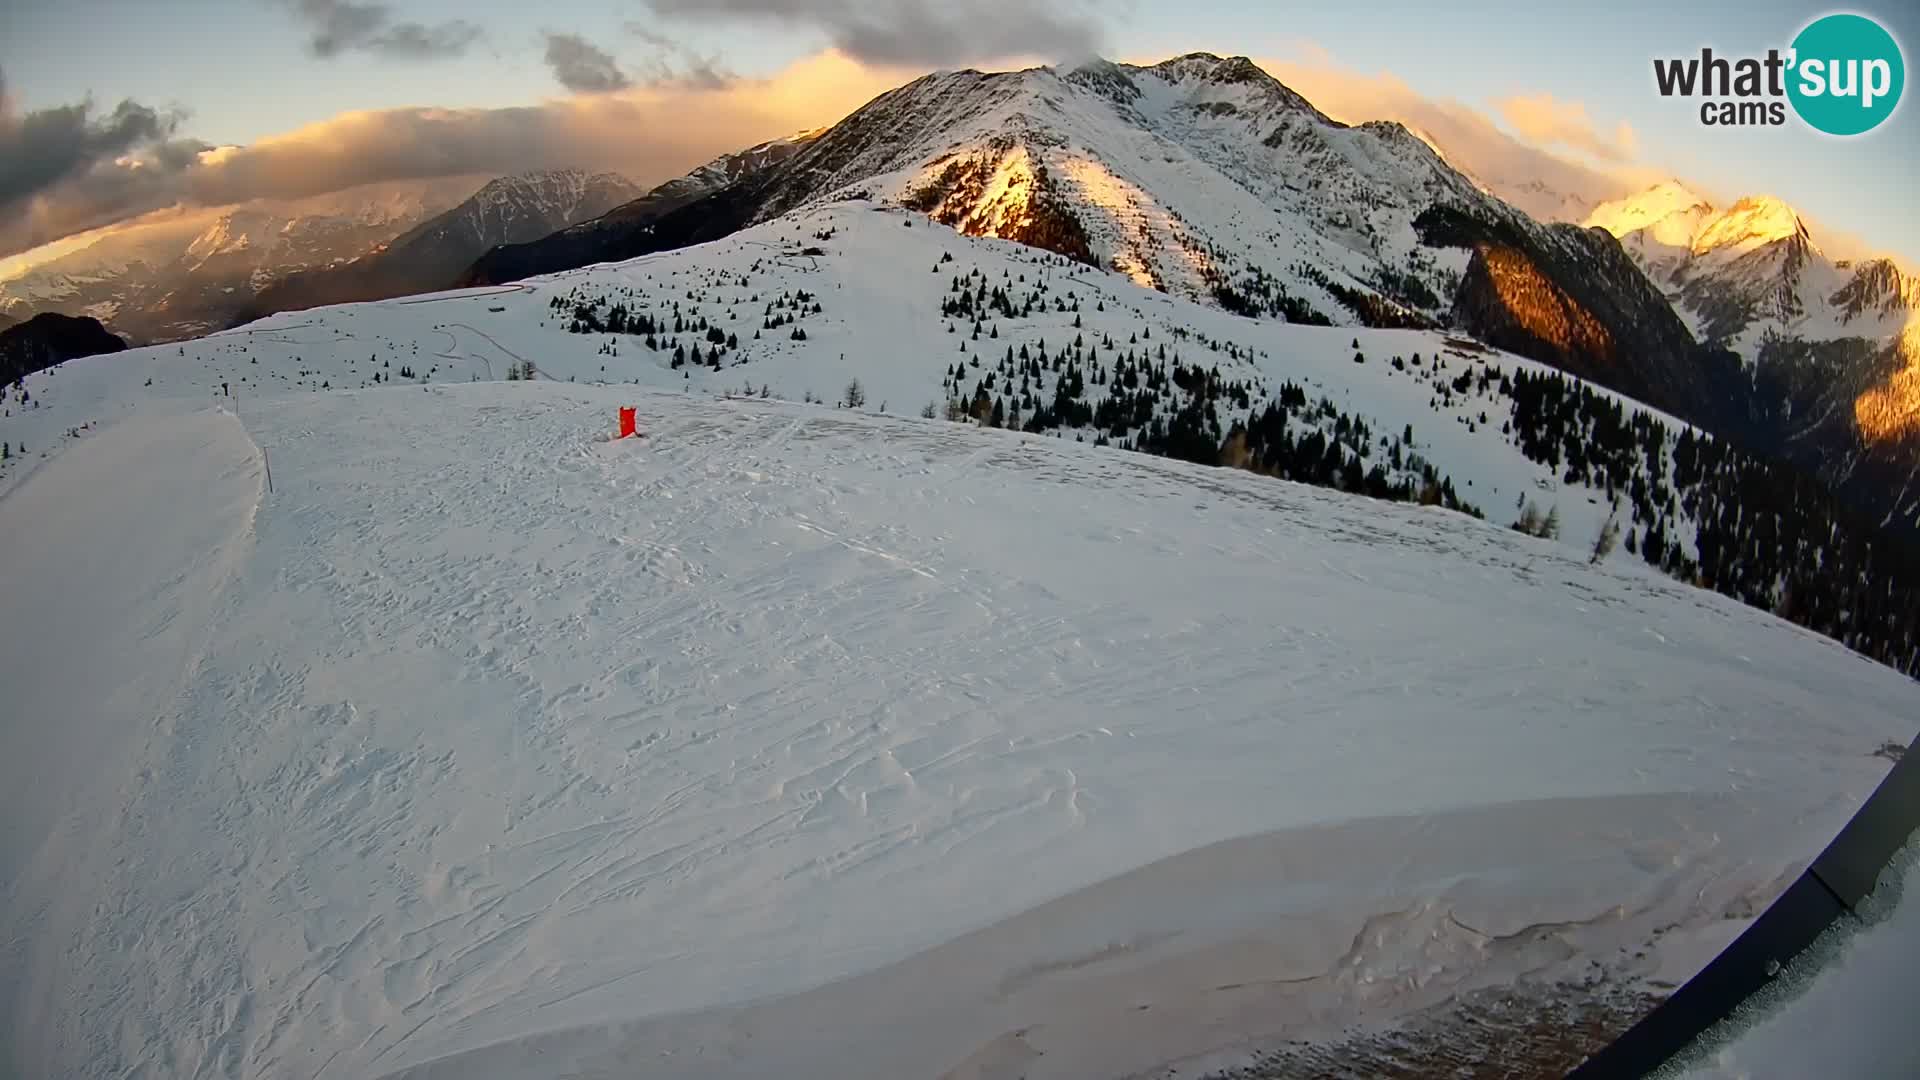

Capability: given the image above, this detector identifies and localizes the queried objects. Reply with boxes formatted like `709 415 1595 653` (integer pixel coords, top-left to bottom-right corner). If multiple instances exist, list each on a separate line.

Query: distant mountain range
0 172 645 344
1585 181 1916 355
0 180 477 344
239 169 646 321
459 133 819 287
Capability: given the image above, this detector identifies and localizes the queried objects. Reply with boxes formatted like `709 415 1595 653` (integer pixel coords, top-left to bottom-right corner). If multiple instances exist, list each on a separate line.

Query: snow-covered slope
3 199 1916 1079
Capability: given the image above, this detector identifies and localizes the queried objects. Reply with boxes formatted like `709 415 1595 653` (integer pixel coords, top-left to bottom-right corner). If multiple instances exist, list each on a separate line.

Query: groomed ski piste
3 205 1918 1078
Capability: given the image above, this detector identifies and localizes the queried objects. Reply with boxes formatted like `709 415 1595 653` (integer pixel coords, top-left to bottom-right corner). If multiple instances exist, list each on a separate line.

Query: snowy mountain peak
467 169 635 211
1690 195 1810 258
667 49 1501 320
1585 185 1819 263
1118 52 1336 125
184 213 254 262
1579 184 1884 355
473 169 582 197
1145 52 1282 90
1583 181 1715 248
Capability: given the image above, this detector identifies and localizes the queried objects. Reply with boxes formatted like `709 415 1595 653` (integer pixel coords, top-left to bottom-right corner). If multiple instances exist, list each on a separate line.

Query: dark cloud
0 65 190 226
286 0 482 59
670 55 736 92
625 24 679 51
543 32 632 94
0 49 906 261
642 0 1104 67
623 24 738 90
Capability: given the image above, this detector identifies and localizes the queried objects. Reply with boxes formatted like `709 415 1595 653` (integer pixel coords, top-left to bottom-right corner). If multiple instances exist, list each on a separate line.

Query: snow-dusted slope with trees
4 193 1918 1077
457 54 1920 545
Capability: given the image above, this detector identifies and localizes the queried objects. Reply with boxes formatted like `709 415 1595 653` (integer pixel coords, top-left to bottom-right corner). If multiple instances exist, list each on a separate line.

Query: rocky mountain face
0 313 127 385
239 170 644 321
0 181 472 344
1586 183 1920 529
461 133 819 286
1413 205 1740 428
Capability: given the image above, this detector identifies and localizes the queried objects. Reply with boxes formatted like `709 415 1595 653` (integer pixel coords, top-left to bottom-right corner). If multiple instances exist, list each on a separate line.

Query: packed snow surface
3 377 1914 1078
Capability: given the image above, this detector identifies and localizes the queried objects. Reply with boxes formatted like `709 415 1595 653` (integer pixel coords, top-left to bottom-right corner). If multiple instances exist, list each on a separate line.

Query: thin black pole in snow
231 385 269 492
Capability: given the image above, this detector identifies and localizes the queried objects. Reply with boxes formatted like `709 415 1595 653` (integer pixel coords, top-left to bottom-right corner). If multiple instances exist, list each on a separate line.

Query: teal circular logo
1787 13 1905 135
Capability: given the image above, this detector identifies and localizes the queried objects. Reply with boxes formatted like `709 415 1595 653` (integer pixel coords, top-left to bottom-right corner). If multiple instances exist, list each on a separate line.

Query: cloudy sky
2 0 1915 273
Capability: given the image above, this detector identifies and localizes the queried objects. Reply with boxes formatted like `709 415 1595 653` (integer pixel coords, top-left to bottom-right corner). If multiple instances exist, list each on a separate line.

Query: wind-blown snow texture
3 203 1917 1078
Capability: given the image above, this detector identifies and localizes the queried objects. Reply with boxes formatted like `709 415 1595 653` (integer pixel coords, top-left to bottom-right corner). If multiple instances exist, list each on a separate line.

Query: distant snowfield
3 375 1915 1078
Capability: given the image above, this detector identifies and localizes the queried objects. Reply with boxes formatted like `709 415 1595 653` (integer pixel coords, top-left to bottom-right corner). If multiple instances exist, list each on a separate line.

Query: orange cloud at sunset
1496 93 1640 163
0 49 913 267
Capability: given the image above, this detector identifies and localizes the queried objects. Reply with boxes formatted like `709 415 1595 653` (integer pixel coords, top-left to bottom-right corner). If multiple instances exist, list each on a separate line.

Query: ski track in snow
3 380 1915 1078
